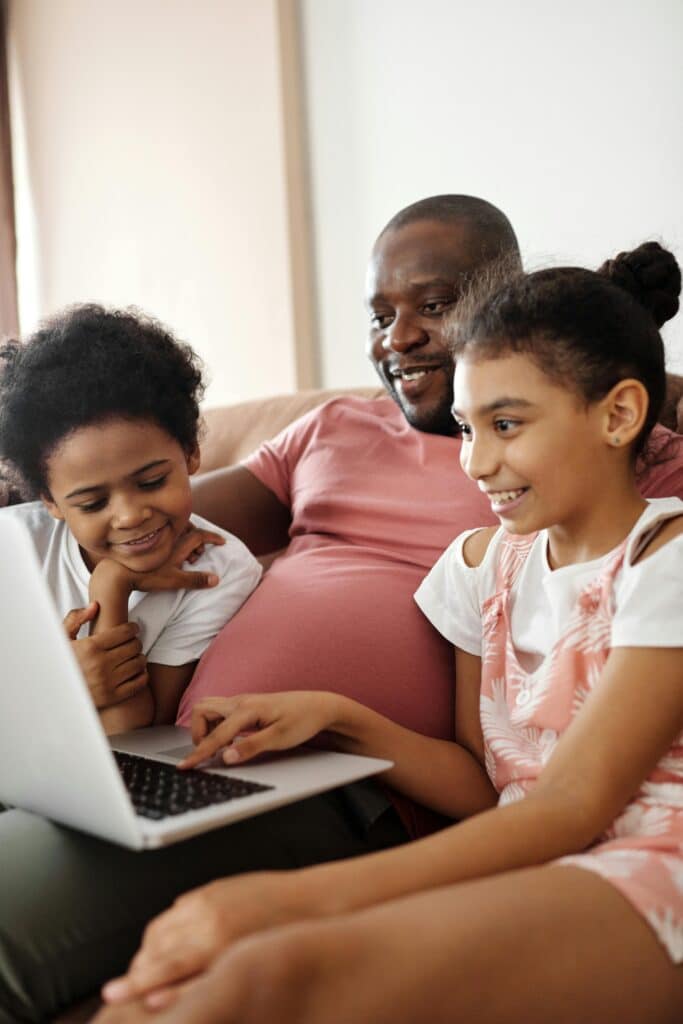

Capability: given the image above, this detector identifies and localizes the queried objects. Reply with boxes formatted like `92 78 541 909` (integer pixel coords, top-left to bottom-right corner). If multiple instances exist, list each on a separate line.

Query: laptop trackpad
158 743 195 761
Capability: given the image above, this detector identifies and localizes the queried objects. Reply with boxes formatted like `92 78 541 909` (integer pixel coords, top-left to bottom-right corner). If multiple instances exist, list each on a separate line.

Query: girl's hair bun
598 241 681 328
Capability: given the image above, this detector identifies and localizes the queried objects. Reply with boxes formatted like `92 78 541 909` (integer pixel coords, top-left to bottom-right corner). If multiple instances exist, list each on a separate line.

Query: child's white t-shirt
415 497 683 673
0 501 262 666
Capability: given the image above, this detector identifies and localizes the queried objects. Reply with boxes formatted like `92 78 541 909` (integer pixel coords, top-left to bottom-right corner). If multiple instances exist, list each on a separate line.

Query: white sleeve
414 529 486 656
146 526 262 667
611 532 683 649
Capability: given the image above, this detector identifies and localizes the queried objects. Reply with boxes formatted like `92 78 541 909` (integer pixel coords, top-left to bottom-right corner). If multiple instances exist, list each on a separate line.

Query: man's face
366 218 486 436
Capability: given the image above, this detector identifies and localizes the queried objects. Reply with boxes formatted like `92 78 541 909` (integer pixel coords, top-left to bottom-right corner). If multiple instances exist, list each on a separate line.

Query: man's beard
399 397 458 437
388 375 457 437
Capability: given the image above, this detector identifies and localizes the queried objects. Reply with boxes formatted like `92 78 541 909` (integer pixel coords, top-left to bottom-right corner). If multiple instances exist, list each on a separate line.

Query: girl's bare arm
298 641 683 917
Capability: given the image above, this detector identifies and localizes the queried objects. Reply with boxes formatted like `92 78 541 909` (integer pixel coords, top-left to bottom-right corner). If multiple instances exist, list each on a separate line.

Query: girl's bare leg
147 865 683 1024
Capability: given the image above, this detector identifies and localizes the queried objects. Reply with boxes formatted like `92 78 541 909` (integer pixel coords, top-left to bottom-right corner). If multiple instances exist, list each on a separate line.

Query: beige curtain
0 0 18 339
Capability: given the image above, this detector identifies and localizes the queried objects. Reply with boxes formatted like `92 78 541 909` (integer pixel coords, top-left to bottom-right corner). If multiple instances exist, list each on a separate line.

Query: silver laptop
0 514 392 849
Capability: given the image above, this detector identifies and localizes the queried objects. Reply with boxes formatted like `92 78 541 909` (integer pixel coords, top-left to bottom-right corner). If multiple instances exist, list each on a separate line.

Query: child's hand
100 872 309 1009
89 554 220 605
64 603 148 709
178 692 341 769
171 525 226 566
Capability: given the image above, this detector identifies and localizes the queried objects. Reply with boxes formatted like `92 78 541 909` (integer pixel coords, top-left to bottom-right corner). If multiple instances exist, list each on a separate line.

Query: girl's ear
601 378 649 448
41 492 65 521
186 446 201 476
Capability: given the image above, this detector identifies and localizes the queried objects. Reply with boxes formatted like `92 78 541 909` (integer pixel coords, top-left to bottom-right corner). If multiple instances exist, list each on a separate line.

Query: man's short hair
381 194 521 265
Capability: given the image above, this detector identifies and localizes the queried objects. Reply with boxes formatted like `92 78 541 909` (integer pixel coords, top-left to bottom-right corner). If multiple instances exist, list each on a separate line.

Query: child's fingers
112 670 149 703
172 528 225 566
178 711 258 769
111 654 148 689
172 569 219 590
63 601 99 639
137 568 219 592
190 699 238 741
220 725 285 764
144 981 191 1010
103 960 196 1005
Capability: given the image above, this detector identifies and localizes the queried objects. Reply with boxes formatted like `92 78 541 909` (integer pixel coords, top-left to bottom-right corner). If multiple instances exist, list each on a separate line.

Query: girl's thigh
240 864 683 1024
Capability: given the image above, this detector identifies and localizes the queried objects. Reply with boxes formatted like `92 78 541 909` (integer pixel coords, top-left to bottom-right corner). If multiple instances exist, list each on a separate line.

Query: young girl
99 242 683 1024
0 305 262 735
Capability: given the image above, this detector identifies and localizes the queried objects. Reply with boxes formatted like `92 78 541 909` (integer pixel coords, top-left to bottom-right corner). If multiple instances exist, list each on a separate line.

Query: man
1 196 681 1023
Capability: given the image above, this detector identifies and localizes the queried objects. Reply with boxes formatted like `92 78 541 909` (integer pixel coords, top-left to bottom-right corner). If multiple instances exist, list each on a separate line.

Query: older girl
101 244 683 1024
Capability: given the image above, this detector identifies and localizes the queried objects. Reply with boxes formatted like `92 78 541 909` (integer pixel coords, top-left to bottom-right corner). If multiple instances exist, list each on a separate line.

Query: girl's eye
370 312 393 329
494 418 519 434
454 419 472 438
139 475 168 490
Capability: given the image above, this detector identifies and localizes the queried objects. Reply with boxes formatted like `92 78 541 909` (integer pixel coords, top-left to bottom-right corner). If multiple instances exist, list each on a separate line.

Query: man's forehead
367 218 481 296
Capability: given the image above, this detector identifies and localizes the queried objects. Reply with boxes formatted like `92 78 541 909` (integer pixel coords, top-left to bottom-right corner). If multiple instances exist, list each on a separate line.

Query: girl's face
452 351 609 536
43 418 199 573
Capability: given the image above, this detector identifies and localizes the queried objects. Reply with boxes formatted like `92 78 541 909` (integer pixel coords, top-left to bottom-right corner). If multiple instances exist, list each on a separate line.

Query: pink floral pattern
481 531 683 962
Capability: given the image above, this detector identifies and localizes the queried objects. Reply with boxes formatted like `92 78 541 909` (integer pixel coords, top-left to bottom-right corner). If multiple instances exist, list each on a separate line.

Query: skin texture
42 417 222 732
365 219 519 436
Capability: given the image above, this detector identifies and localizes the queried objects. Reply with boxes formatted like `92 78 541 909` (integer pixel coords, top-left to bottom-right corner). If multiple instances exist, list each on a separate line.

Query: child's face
43 418 199 573
452 352 608 535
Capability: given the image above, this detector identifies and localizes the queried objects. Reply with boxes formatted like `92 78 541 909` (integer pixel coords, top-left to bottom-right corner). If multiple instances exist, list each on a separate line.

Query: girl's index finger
179 710 256 770
176 736 225 770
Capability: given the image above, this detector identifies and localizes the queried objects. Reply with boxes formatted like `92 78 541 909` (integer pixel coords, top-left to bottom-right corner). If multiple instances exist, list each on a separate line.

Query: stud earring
612 436 621 446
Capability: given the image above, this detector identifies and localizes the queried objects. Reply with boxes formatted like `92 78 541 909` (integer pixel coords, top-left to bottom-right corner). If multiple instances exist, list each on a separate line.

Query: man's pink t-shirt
178 398 683 741
178 397 495 738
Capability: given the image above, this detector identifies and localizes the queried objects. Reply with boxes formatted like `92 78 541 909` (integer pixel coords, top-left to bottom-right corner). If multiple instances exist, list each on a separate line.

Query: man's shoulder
312 392 397 421
271 393 400 448
638 426 683 500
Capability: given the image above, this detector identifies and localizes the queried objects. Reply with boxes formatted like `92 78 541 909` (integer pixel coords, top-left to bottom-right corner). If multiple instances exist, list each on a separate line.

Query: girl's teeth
491 489 525 504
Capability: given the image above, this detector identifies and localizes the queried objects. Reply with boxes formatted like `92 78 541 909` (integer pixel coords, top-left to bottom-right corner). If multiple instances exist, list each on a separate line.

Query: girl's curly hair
0 304 205 496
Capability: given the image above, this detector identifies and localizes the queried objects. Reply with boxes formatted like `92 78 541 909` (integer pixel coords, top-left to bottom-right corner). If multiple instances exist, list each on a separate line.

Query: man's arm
191 466 291 555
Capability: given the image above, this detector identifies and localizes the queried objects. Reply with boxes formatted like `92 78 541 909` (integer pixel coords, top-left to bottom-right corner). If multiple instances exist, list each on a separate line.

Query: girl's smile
484 487 530 515
43 418 200 573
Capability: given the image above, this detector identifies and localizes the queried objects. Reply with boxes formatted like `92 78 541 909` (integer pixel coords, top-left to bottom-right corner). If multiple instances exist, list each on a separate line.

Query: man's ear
186 446 201 477
41 492 65 521
601 378 649 448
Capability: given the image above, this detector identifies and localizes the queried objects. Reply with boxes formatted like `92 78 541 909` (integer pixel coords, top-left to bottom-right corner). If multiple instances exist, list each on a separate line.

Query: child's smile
43 417 199 573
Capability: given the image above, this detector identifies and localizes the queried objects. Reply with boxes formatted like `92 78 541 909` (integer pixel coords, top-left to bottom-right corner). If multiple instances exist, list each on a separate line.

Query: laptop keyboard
114 751 274 821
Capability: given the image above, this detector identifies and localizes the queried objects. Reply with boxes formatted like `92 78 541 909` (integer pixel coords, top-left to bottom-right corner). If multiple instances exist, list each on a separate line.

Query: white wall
301 0 683 386
8 0 297 407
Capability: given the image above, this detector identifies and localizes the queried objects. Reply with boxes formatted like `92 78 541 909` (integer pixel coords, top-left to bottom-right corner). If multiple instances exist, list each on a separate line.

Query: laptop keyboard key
113 751 274 820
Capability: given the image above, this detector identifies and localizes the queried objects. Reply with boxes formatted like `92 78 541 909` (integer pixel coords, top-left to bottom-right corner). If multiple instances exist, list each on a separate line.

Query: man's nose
383 314 428 353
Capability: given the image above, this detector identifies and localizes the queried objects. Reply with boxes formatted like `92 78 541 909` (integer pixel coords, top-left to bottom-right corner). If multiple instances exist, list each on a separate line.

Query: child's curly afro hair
0 304 205 497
